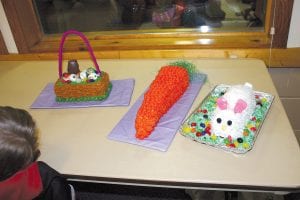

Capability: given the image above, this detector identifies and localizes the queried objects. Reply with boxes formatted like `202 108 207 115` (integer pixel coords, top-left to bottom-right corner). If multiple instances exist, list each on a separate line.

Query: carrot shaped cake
135 61 195 139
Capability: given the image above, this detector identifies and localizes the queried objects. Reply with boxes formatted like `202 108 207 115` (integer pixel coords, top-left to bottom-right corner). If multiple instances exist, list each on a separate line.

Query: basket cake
54 30 112 102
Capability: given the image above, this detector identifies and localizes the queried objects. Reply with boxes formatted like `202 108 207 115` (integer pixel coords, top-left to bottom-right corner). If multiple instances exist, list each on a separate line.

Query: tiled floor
269 68 300 145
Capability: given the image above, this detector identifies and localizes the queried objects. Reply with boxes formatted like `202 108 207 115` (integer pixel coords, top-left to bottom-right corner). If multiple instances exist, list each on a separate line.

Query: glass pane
33 0 267 34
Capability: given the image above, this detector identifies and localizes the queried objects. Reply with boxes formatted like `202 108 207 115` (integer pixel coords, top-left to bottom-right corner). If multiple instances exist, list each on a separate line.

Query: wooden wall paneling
0 30 8 54
1 0 42 53
271 0 294 48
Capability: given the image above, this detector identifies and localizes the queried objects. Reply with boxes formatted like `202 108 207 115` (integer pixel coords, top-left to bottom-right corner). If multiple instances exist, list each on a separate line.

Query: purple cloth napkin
108 74 206 152
30 79 134 109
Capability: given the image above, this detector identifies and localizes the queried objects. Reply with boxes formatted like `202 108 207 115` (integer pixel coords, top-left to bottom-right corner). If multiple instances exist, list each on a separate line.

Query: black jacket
34 161 72 200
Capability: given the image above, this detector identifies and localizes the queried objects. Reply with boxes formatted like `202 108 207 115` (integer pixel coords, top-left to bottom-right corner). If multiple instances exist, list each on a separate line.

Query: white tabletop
0 59 299 192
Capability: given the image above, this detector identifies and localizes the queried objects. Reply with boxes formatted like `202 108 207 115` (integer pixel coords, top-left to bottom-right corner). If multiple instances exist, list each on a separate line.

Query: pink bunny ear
234 99 248 113
216 97 227 110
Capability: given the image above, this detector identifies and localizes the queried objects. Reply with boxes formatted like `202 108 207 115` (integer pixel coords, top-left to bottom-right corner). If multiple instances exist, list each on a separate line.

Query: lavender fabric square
30 79 134 109
108 74 206 151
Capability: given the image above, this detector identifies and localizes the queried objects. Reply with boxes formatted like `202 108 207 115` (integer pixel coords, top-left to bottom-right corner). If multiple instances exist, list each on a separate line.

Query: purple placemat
30 79 134 109
108 74 207 152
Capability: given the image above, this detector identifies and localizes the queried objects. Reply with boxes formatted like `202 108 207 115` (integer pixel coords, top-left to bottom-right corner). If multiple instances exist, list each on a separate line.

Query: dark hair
0 106 40 181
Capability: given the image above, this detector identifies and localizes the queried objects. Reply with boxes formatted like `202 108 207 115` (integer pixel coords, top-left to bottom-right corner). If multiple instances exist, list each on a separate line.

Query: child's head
0 106 40 181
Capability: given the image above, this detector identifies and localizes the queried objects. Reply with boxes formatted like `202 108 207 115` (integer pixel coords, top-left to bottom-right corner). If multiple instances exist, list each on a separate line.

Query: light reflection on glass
198 26 210 33
175 41 194 45
196 39 212 45
175 39 212 45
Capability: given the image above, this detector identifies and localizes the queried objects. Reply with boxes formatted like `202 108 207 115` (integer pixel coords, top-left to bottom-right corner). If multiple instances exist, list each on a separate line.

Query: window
1 0 294 54
33 0 266 34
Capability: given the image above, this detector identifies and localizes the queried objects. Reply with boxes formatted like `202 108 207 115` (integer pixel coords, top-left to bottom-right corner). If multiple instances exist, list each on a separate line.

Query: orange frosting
135 66 189 139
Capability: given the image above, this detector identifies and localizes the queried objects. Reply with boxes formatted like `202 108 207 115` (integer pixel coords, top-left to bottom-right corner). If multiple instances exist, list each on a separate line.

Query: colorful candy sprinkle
211 134 217 141
182 125 191 134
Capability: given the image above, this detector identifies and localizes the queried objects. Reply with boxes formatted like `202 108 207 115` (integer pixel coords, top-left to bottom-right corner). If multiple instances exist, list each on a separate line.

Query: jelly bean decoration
205 128 210 134
228 135 232 142
234 140 239 147
182 125 191 134
243 130 249 136
211 134 217 141
243 142 250 149
224 138 230 145
237 137 244 143
256 101 263 107
256 121 261 127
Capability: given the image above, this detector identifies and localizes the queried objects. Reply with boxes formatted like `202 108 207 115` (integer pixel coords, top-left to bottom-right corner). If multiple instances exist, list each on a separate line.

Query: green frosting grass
169 60 202 82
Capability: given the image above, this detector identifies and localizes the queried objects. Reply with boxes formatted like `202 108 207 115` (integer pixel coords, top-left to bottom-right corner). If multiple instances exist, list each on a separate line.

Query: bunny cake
211 83 256 140
180 83 274 154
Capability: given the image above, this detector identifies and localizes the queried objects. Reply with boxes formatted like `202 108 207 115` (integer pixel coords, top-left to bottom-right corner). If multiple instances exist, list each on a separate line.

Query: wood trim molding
1 0 42 53
30 34 271 53
1 48 299 68
0 30 8 54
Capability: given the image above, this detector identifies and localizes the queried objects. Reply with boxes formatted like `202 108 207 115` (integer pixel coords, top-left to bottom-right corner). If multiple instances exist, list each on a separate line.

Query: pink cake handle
58 30 101 78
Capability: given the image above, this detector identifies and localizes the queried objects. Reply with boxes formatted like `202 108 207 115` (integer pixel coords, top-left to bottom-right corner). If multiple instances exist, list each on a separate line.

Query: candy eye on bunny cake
180 82 274 154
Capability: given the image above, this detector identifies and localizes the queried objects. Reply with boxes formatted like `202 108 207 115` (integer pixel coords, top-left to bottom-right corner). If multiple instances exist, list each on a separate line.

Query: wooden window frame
1 0 294 54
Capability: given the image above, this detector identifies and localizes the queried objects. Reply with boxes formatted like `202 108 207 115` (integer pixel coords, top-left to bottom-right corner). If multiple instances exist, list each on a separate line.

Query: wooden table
0 59 299 193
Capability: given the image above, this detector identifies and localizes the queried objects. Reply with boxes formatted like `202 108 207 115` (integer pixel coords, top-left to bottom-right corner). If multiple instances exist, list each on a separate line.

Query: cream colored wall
287 1 300 48
0 1 18 53
269 68 300 144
